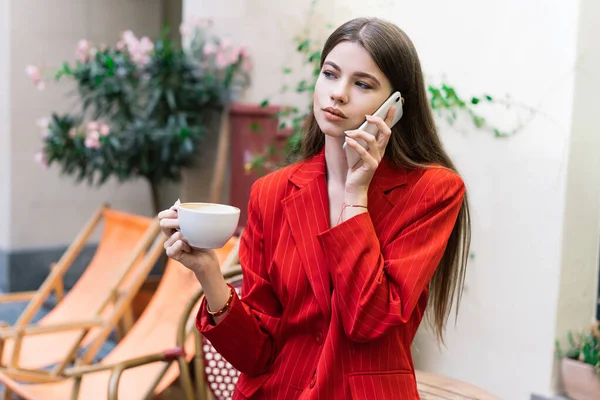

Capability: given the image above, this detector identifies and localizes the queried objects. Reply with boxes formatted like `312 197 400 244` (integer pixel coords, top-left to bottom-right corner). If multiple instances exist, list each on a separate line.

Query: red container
229 103 291 227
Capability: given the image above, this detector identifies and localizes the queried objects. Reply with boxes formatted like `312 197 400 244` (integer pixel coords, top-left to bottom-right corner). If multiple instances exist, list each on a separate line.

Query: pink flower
36 117 51 138
25 65 45 90
122 30 138 47
26 65 40 81
242 56 253 73
116 41 126 51
99 124 110 136
239 46 250 59
87 121 100 131
215 46 244 69
84 131 101 149
69 128 77 138
121 31 153 66
75 39 93 62
139 37 154 53
220 38 232 50
203 42 218 56
34 151 48 168
36 117 50 129
216 51 231 69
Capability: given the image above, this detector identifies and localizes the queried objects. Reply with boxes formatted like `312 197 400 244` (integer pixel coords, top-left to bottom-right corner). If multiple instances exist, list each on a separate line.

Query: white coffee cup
177 202 241 249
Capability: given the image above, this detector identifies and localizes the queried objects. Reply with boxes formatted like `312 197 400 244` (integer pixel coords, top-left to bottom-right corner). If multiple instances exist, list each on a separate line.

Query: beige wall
0 0 10 250
555 0 600 358
6 0 166 250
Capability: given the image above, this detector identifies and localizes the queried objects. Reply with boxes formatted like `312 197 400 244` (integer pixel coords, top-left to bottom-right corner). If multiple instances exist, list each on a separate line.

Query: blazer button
309 373 317 388
313 332 323 345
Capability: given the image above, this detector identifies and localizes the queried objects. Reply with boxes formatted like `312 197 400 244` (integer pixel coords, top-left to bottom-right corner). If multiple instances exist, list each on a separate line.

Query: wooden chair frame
0 262 243 400
0 204 162 384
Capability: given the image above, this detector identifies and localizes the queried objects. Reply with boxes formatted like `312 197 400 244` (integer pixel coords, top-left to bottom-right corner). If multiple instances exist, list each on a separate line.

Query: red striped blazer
197 147 465 399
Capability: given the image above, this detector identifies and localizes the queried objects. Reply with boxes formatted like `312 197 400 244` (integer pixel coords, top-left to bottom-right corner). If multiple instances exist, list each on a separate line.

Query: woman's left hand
344 106 395 196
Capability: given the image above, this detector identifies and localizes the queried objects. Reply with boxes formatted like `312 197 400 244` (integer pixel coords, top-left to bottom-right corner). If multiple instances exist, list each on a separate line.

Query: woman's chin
321 128 346 139
317 120 348 138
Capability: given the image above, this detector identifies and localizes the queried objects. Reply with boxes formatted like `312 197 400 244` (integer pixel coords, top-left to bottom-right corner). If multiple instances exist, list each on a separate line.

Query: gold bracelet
207 287 234 317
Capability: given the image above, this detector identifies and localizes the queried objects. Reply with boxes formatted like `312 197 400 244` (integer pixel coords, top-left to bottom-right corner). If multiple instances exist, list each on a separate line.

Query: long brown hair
299 17 471 344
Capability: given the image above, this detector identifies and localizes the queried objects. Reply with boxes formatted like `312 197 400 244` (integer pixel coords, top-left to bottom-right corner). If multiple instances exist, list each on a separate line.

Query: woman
159 17 471 400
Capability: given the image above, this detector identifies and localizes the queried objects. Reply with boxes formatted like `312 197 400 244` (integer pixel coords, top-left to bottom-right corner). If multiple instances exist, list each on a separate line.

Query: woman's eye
356 81 372 90
322 70 336 79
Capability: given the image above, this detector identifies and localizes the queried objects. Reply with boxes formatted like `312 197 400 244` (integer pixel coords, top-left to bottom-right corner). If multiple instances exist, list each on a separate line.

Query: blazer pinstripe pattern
197 147 465 399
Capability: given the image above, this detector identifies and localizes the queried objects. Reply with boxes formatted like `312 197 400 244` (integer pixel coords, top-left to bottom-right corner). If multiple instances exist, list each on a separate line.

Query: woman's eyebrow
323 61 381 86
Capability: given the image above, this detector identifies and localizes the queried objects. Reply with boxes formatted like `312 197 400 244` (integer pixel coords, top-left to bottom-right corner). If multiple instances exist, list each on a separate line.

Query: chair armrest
0 291 38 304
63 347 186 400
63 346 185 378
0 318 104 339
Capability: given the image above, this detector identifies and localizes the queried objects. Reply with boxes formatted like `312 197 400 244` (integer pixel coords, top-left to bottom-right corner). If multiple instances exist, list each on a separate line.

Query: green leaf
308 51 321 63
471 97 480 105
472 115 485 128
297 39 310 52
250 122 263 134
283 68 293 74
105 56 115 75
260 100 269 108
296 80 308 93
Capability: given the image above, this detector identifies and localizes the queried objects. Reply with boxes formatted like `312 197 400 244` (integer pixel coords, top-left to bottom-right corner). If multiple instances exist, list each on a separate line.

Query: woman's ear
401 97 405 105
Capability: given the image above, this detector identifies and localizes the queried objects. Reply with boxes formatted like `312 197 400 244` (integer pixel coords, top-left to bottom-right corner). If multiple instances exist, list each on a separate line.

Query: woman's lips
322 107 347 122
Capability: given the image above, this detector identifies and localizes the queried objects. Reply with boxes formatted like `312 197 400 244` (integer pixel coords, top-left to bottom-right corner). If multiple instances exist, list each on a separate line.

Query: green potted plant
556 323 600 400
28 18 252 214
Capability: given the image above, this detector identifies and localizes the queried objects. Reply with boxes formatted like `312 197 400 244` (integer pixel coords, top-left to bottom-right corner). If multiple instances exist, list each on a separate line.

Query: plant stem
149 178 161 216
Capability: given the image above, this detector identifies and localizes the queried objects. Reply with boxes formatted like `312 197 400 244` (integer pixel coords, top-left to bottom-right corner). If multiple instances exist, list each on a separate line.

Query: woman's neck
324 136 347 189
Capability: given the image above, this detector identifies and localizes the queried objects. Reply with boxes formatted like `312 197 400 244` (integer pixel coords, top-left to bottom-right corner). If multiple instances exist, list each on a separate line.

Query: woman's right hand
158 200 219 278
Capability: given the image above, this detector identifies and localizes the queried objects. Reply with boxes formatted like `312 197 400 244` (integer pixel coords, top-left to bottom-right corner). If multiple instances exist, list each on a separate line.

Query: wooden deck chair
0 237 241 400
0 205 161 381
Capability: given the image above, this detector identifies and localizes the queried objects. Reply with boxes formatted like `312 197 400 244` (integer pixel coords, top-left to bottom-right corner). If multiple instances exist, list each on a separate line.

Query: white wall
184 1 589 399
554 0 600 373
6 0 163 250
389 2 579 400
0 0 10 250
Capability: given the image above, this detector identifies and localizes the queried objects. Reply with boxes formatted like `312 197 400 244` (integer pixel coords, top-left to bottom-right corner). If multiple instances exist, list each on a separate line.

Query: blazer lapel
368 159 408 237
282 151 332 319
280 151 409 320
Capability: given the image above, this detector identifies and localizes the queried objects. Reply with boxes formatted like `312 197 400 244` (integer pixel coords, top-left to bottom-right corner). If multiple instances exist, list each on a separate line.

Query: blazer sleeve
317 168 465 343
196 178 282 376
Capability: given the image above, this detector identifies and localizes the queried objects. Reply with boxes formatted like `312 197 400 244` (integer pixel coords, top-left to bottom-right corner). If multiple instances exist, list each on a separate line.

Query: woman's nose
330 85 349 104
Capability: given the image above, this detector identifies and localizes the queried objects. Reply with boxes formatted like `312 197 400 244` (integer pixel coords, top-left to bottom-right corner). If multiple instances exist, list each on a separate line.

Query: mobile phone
343 91 403 169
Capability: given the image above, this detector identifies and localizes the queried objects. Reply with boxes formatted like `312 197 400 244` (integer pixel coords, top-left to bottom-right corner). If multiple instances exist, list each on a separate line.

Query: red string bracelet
337 204 368 225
